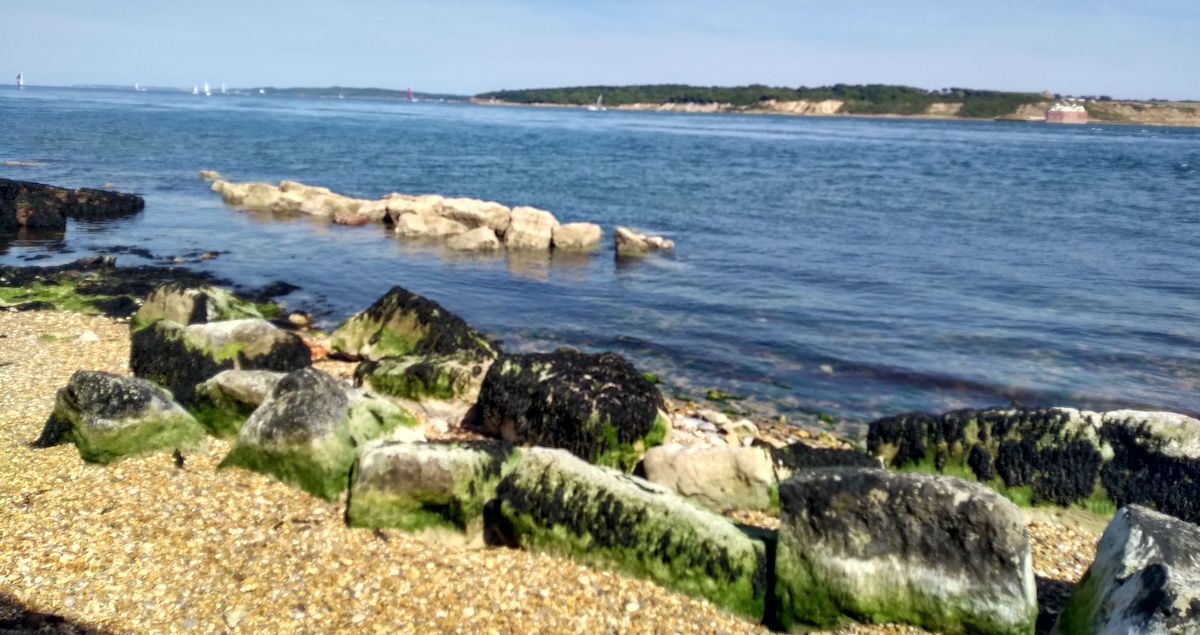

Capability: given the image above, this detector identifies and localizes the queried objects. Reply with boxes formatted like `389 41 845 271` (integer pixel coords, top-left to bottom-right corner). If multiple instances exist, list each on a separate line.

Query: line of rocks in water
25 278 1200 634
202 171 674 259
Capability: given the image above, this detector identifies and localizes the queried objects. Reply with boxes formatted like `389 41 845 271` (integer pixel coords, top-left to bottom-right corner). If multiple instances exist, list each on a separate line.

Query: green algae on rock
489 447 768 620
190 369 286 437
131 282 264 332
475 350 668 472
775 468 1037 635
328 286 497 362
130 318 311 405
218 368 423 501
355 353 494 423
346 439 520 546
34 370 207 464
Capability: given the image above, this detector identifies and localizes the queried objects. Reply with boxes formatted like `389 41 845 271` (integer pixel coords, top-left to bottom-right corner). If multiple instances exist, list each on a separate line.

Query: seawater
3 86 1199 434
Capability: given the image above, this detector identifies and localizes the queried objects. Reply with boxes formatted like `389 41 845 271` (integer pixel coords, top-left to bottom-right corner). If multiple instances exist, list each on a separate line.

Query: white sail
203 82 211 96
587 94 606 111
192 85 199 95
16 73 23 89
221 83 226 94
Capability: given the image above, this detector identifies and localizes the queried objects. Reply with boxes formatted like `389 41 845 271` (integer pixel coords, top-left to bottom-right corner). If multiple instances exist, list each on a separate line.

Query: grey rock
132 282 263 332
1054 505 1200 635
191 370 286 437
641 444 776 511
775 468 1037 635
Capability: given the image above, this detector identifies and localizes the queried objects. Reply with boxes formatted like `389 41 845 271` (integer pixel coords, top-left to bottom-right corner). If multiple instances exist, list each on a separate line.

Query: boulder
439 198 512 234
614 226 649 257
767 441 880 475
2 178 145 232
299 194 362 218
329 286 497 363
355 353 494 423
504 206 559 250
385 196 442 223
394 212 468 239
641 444 776 511
474 350 667 471
347 439 520 546
333 211 372 226
130 318 312 405
215 181 281 210
488 447 768 620
868 407 1200 523
775 468 1037 635
190 370 286 437
355 199 391 223
34 371 207 464
552 222 602 251
219 368 424 500
198 170 221 180
445 226 502 251
1054 504 1200 635
131 282 263 332
279 180 333 197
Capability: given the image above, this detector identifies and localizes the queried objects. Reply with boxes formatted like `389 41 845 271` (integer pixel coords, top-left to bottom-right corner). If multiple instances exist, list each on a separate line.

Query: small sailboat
221 83 226 94
586 94 606 112
259 88 265 94
203 82 211 96
192 85 199 95
406 86 417 102
16 73 24 89
135 83 146 92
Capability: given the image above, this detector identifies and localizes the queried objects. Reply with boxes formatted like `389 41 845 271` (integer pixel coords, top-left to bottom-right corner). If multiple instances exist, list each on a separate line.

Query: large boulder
439 198 512 234
384 195 443 223
475 350 667 471
130 318 311 405
190 370 286 437
219 368 424 500
347 439 520 546
34 371 207 464
446 227 502 251
356 353 494 423
774 468 1037 635
131 282 263 332
329 286 497 363
614 226 650 257
354 199 391 223
488 447 769 620
1054 505 1200 635
394 212 468 239
641 444 776 512
1 178 145 232
868 407 1200 523
213 181 281 210
299 193 363 218
504 206 559 250
552 222 602 251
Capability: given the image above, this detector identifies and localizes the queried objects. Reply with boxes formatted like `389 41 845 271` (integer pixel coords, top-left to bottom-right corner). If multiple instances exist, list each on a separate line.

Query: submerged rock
130 318 311 405
219 368 423 500
347 439 520 546
775 468 1037 635
35 371 207 464
488 447 768 620
475 350 667 471
1054 504 1200 635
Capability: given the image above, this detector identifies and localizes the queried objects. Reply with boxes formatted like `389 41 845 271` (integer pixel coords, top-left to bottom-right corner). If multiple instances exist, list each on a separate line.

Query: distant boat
135 83 146 92
203 82 211 96
407 86 417 102
259 88 265 94
16 73 23 89
192 85 199 95
221 83 226 94
586 94 606 112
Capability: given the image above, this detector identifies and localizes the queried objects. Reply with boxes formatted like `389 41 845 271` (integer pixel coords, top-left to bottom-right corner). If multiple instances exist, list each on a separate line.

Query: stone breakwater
11 268 1199 634
204 172 673 261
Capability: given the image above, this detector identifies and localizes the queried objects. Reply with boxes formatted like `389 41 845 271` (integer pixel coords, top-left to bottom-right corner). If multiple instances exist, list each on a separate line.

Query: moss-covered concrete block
131 282 263 333
775 468 1037 635
130 318 311 405
218 368 423 500
329 286 497 362
489 447 768 620
34 370 207 464
347 439 520 546
475 350 668 471
355 353 494 423
190 369 286 437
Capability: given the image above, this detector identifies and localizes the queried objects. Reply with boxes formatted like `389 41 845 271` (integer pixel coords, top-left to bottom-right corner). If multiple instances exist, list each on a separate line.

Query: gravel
0 309 1100 634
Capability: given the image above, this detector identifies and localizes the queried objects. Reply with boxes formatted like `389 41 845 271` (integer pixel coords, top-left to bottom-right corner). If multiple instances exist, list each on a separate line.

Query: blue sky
3 0 1197 99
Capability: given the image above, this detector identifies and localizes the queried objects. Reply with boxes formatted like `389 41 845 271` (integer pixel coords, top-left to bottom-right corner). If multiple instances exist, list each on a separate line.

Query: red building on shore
1046 101 1089 124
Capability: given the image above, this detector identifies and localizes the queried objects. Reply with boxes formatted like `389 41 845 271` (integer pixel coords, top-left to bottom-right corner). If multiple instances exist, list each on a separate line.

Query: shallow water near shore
2 85 1199 434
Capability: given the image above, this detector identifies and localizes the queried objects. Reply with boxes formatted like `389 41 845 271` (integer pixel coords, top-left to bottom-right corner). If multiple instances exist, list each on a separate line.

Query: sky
2 0 1198 100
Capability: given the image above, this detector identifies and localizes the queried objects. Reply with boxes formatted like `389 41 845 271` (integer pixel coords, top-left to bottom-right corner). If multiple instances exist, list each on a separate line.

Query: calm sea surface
3 86 1199 434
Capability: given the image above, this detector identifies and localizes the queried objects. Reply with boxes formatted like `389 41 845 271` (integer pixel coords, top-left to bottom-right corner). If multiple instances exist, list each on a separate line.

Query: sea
2 85 1198 436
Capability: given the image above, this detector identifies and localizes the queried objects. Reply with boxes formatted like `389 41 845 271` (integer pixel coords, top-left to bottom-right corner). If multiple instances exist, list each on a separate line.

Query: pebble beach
0 309 1100 634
